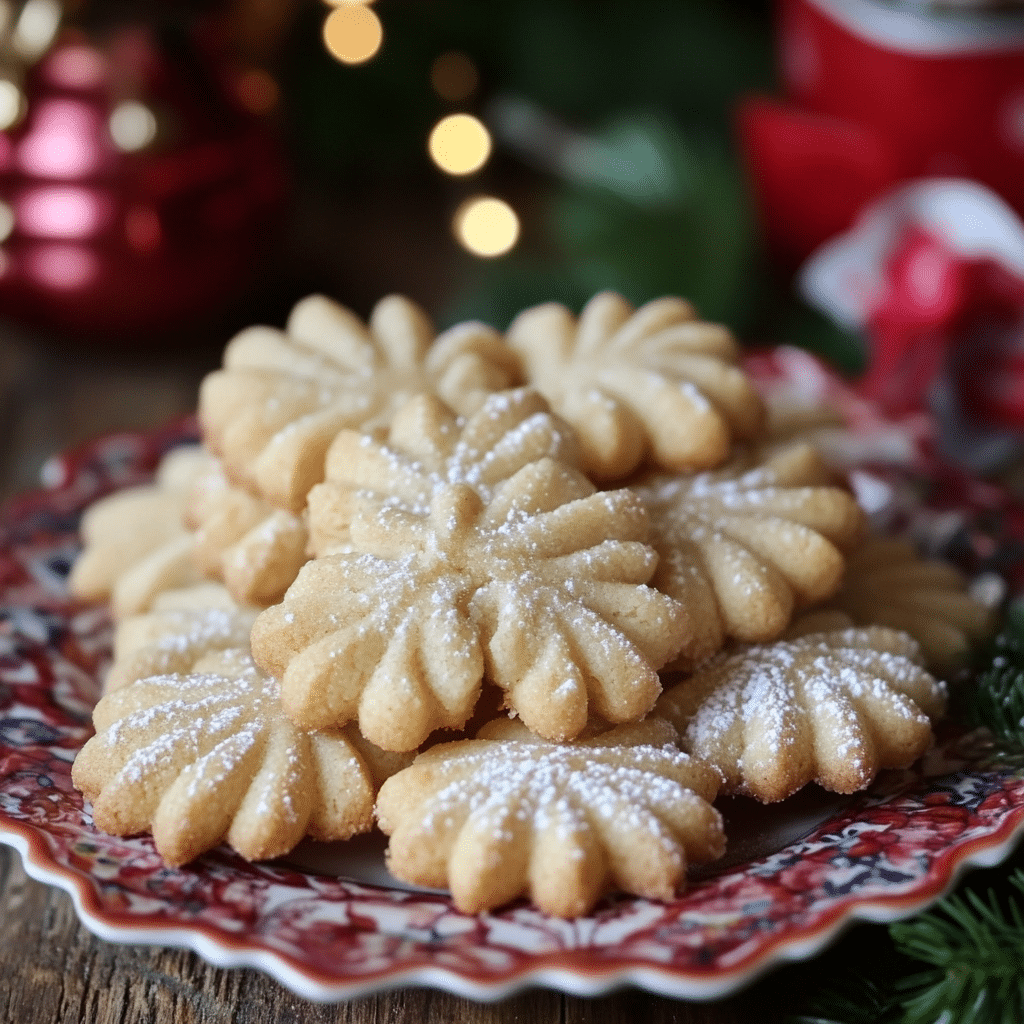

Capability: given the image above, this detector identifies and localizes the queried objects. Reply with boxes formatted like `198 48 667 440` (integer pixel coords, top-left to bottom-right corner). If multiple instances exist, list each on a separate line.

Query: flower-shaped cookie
107 599 259 692
656 627 946 803
375 723 724 917
305 386 582 556
199 293 521 512
252 390 688 750
186 458 308 607
506 291 764 481
69 444 211 618
791 537 996 675
73 649 404 866
637 443 864 666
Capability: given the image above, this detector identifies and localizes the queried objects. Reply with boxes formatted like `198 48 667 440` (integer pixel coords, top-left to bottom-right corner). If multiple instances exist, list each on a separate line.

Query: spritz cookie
375 723 724 916
73 649 404 866
305 386 581 556
637 443 864 666
656 627 946 802
187 458 308 606
106 598 259 693
790 536 996 674
507 291 764 481
199 294 521 512
252 390 688 749
69 444 210 618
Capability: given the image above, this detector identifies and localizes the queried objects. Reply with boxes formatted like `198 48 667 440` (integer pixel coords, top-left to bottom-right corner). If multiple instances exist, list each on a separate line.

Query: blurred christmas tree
277 0 774 332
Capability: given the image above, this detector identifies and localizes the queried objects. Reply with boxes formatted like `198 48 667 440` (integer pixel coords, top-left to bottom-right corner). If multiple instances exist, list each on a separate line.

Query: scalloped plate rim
4 781 1024 1002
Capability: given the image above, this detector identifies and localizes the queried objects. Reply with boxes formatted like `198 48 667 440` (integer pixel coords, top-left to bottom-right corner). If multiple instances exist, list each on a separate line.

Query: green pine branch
783 868 1024 1024
786 971 902 1024
964 599 1024 751
891 871 1024 1024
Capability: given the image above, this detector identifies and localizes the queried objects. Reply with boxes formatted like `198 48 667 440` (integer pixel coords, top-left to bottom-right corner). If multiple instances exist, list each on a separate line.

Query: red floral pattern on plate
2 373 1024 1002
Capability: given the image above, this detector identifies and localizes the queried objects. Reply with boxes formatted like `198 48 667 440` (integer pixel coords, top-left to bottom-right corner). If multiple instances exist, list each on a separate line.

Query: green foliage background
282 0 780 335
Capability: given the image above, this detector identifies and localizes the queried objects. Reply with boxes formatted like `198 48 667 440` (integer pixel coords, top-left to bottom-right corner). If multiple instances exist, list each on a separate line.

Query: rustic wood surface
0 326 814 1023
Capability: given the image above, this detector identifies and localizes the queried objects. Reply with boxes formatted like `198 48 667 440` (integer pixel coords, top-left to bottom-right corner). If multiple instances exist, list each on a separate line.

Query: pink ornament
0 27 288 336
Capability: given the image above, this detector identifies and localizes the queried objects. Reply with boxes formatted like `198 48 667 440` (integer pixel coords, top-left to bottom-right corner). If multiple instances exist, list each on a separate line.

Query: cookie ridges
376 722 724 916
69 444 210 617
507 291 764 480
73 649 387 866
252 389 689 749
187 457 308 606
638 442 864 665
793 536 996 674
199 293 521 511
656 626 946 802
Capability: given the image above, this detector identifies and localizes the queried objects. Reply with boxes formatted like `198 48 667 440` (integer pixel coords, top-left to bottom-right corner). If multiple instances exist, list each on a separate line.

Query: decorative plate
3 359 1024 1003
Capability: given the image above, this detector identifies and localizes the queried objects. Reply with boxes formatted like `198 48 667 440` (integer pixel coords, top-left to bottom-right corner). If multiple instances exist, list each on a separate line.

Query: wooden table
0 324 829 1023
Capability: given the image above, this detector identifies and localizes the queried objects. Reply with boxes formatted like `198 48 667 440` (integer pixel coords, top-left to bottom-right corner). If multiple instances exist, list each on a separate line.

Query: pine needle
779 926 909 1024
785 973 901 1024
890 871 1024 1024
965 599 1024 750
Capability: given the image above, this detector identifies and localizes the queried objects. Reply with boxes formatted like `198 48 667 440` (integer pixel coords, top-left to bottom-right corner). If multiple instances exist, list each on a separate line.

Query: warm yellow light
429 114 491 176
0 200 13 243
0 80 24 131
454 196 519 258
109 101 158 152
430 51 479 102
323 4 383 66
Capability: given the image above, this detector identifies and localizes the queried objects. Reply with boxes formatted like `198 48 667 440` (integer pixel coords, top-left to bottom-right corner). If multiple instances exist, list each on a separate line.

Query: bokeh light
453 196 519 257
0 80 23 131
235 68 280 115
428 113 491 175
0 200 13 242
26 242 98 290
18 99 103 177
323 4 383 66
44 45 106 89
109 101 158 152
12 0 61 60
430 51 479 102
17 185 110 238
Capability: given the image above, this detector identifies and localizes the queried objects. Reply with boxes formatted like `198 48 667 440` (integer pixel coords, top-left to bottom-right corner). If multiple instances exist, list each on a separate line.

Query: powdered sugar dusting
381 736 724 911
265 391 685 746
659 628 945 801
81 650 377 863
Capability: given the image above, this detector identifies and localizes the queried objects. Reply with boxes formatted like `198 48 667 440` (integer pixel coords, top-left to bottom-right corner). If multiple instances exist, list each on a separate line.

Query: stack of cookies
69 291 994 918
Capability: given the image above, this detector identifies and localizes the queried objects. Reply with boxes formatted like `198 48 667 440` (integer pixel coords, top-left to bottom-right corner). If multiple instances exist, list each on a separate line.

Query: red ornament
0 25 288 337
